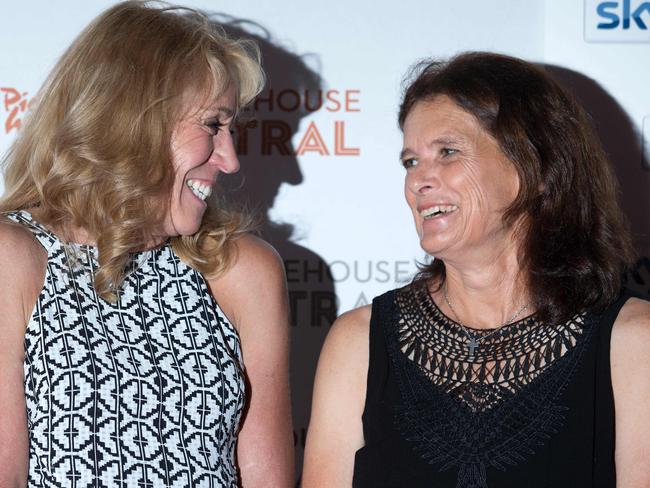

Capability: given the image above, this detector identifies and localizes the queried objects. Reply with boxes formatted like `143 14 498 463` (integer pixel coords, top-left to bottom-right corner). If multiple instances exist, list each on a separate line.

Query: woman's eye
441 147 458 157
204 119 225 135
401 158 417 169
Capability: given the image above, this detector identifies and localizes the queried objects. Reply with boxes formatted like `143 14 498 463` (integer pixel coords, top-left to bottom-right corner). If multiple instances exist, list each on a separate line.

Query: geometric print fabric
7 210 244 487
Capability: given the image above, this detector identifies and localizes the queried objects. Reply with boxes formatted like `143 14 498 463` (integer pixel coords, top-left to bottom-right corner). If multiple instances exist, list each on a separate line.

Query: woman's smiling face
161 85 239 237
401 95 521 262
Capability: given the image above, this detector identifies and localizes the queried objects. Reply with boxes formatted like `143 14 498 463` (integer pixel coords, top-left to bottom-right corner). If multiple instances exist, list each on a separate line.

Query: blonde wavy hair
0 1 265 301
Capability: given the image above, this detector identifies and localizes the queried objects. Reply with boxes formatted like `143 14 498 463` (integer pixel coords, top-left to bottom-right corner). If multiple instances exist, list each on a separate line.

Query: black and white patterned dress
7 210 245 488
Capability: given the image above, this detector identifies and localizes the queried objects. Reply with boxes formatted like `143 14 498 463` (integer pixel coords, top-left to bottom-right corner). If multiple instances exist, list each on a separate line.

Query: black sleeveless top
353 283 628 488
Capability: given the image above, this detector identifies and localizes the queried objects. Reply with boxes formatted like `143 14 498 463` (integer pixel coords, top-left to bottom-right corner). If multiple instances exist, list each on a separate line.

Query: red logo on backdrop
1 87 33 134
0 86 363 157
238 88 362 157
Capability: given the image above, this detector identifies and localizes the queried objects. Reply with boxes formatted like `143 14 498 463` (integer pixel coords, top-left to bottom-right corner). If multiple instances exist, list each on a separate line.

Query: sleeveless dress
353 282 627 488
6 210 245 488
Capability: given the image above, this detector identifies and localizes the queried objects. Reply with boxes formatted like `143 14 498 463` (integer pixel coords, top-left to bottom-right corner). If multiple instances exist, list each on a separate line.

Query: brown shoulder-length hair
399 51 635 325
0 1 265 302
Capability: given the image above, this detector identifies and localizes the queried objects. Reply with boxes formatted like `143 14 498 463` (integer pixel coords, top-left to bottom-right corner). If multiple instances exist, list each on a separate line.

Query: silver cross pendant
467 337 479 359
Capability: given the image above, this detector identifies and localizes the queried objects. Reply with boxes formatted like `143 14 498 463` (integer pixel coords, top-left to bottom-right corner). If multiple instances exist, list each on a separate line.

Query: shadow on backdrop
545 65 650 300
208 15 338 483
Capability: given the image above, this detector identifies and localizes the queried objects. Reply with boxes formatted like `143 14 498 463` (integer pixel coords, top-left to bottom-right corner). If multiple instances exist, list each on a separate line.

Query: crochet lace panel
386 283 596 487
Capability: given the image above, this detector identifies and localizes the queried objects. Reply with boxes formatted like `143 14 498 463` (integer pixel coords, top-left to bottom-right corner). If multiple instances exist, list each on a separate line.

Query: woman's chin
178 221 202 237
160 214 203 238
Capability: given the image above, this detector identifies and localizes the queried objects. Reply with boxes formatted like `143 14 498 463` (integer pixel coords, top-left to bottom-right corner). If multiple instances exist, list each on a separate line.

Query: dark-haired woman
302 52 650 487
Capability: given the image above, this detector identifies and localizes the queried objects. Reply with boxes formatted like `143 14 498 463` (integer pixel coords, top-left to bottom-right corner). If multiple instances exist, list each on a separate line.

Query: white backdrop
2 0 649 481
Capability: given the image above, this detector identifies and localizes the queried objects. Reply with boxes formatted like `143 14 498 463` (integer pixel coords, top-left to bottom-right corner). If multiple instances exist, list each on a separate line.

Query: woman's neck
433 238 530 330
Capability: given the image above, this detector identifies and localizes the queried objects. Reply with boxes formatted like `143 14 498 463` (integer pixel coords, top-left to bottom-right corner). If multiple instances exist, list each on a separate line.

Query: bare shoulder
303 304 372 485
314 304 373 405
318 304 372 379
0 219 47 329
0 219 38 488
216 233 284 288
610 297 650 388
325 305 372 351
0 219 46 277
611 297 650 346
207 233 286 330
335 304 372 328
0 218 43 255
609 299 650 483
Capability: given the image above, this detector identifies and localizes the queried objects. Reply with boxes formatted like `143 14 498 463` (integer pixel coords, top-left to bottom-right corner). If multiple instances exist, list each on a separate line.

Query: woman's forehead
404 97 484 139
180 84 237 117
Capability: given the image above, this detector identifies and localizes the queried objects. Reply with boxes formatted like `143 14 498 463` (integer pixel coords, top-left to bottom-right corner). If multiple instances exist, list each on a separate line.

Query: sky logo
585 0 650 41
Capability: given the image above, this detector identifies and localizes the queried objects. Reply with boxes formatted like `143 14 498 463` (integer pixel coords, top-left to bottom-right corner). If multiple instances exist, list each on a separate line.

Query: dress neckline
15 209 168 259
415 280 536 335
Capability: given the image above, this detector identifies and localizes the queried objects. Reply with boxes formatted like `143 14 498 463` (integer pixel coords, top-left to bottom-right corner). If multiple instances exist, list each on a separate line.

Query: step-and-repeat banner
2 0 649 481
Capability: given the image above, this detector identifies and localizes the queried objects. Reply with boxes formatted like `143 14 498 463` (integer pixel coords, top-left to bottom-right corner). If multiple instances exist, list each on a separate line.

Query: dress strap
361 290 396 438
3 209 59 251
595 291 634 371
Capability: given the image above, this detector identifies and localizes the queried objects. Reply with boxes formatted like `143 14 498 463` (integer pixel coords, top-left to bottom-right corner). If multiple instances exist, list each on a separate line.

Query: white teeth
186 179 212 201
420 204 458 219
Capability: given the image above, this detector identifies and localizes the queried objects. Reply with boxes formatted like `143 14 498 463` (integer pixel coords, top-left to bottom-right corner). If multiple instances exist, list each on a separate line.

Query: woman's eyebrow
399 136 465 159
217 107 235 118
399 148 414 160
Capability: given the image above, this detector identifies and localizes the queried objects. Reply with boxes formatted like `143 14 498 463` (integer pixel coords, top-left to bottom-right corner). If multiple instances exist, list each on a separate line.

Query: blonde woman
0 2 293 486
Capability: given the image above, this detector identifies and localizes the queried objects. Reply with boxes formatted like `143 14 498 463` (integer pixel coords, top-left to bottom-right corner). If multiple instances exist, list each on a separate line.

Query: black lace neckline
401 282 573 367
393 282 591 408
385 283 598 488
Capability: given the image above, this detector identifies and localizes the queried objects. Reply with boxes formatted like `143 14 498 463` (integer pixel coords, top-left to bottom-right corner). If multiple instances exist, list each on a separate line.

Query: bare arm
209 234 293 488
611 297 650 487
0 222 46 487
302 306 371 488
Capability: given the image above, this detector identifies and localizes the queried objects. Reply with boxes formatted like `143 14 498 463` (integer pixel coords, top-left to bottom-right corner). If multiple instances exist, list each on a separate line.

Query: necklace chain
442 286 528 359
